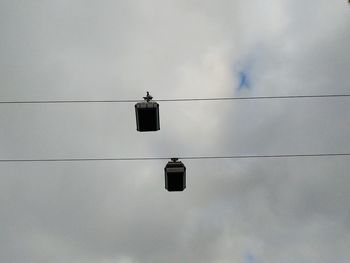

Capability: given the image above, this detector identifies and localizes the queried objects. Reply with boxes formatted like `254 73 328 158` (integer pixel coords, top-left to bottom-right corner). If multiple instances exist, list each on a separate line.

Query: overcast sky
1 0 350 262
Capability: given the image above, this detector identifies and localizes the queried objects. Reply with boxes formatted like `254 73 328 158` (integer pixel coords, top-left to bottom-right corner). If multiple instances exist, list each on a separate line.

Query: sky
0 0 350 262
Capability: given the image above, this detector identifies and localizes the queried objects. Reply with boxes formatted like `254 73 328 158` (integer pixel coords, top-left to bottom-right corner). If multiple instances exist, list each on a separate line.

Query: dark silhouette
135 92 160 132
164 158 186 191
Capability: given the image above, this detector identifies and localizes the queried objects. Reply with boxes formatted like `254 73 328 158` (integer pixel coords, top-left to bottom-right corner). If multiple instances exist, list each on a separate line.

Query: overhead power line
1 94 350 104
0 153 350 163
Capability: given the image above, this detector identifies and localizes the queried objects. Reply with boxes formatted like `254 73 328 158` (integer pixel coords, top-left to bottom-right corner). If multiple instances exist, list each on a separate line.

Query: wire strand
0 153 350 163
1 94 350 104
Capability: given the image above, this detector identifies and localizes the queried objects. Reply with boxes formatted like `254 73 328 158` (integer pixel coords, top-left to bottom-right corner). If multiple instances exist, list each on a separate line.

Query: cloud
0 0 350 263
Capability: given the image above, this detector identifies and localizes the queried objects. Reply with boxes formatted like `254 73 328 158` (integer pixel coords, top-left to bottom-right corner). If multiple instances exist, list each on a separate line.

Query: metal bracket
143 91 153 102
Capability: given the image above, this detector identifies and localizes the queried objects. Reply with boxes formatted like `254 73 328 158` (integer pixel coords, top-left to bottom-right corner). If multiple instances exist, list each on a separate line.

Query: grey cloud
1 0 350 262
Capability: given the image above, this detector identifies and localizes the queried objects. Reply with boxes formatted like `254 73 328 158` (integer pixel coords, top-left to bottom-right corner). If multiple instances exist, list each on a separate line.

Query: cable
0 153 350 163
1 94 350 104
158 94 350 102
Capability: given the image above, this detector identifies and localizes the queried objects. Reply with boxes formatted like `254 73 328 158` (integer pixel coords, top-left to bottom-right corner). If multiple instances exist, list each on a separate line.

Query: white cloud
1 0 350 262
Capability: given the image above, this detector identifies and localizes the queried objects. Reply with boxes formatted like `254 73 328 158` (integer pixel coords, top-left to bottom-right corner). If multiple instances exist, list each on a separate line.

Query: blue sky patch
244 251 256 263
238 71 250 90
